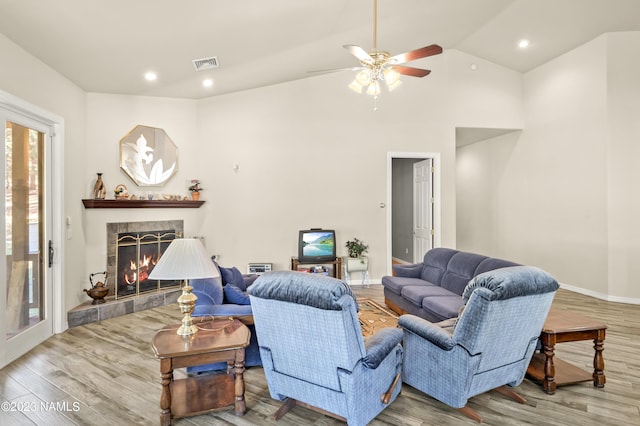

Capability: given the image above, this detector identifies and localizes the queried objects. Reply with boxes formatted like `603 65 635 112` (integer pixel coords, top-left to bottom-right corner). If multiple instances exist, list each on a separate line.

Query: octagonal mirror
119 125 178 187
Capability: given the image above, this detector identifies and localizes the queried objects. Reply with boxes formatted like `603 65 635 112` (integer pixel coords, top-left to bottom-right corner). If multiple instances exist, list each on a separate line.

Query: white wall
606 32 640 300
0 35 531 322
0 34 87 321
449 50 524 129
82 94 205 307
456 131 521 256
457 33 640 302
13 26 631 323
194 59 456 279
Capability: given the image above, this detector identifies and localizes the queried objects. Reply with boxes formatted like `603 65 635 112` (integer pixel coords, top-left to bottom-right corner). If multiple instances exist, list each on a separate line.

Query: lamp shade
148 238 220 280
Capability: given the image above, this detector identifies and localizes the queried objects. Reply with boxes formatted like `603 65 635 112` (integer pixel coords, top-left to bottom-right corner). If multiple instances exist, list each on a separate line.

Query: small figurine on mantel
93 173 106 199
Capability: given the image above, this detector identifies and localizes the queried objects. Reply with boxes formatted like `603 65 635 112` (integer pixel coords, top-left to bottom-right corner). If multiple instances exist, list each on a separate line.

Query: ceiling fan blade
344 44 372 62
391 65 431 78
389 44 443 65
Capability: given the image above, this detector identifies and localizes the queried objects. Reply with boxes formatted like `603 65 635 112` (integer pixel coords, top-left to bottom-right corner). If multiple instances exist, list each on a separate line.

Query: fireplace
106 220 184 298
115 230 180 298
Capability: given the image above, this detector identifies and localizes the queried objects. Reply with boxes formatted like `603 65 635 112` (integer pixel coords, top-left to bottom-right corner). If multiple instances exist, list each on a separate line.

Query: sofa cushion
401 285 459 307
381 276 435 296
475 257 520 276
422 296 465 321
420 248 458 284
440 252 487 295
191 276 224 305
224 283 251 305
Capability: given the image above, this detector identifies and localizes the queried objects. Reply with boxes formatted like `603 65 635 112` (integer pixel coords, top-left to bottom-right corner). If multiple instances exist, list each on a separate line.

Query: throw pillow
219 266 247 291
224 283 251 305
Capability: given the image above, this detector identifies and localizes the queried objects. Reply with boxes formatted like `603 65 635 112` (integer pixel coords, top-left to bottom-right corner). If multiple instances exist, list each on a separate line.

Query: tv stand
291 257 342 280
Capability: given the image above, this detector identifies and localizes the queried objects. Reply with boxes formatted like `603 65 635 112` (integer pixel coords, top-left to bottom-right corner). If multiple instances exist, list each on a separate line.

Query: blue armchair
188 262 261 373
248 271 404 426
398 266 559 422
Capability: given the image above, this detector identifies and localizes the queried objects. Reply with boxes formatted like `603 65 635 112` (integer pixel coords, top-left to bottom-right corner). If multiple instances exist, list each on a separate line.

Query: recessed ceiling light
144 72 157 81
202 78 213 88
518 39 530 49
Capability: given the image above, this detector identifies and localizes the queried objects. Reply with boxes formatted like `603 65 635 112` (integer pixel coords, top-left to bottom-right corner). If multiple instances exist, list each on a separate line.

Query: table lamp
148 238 219 336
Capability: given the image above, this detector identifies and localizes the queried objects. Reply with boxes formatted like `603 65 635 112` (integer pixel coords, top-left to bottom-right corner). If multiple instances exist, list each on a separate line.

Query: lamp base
177 320 198 337
176 283 198 336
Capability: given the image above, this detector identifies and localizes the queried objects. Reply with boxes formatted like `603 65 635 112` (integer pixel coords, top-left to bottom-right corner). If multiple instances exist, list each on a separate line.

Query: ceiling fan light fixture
348 79 364 94
384 68 399 82
356 70 371 86
366 80 381 96
387 78 402 92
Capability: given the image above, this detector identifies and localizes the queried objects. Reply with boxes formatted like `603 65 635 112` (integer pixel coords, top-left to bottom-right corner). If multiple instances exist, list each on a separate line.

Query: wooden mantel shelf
82 199 205 209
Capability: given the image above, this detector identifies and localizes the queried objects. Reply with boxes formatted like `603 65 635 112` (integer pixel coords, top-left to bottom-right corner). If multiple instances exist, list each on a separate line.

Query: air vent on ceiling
192 56 220 71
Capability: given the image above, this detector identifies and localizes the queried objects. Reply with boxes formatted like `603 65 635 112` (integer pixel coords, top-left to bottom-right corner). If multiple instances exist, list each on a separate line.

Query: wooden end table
526 307 607 394
151 318 250 425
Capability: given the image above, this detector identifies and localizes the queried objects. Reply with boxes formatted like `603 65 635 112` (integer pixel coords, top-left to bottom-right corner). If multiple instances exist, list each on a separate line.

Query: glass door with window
1 116 53 368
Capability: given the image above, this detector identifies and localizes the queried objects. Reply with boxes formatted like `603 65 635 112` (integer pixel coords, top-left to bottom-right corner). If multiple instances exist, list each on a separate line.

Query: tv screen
298 229 336 262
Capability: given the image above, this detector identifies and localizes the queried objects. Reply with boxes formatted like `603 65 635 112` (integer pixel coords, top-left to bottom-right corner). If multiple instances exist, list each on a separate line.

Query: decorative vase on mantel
191 191 200 201
93 173 106 199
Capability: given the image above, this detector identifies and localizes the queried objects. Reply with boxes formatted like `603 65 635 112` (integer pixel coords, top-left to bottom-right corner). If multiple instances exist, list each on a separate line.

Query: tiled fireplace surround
67 220 185 327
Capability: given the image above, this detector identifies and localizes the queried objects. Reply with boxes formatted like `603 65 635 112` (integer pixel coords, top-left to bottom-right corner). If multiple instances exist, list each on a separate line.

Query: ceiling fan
335 0 443 96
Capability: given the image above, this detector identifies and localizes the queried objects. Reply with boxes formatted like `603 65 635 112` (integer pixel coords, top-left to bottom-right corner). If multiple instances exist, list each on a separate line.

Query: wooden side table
151 318 250 425
526 307 607 394
291 256 342 279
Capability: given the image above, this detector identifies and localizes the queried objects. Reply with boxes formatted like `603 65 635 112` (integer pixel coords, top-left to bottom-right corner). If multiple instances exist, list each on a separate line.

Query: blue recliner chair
398 266 559 422
248 271 404 426
188 261 261 373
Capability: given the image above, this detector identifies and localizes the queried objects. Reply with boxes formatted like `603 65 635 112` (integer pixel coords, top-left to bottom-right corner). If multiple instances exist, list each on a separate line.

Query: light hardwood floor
1 286 639 425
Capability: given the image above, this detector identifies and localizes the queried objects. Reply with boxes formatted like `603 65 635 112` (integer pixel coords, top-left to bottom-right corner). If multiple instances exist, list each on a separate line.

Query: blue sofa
187 262 261 373
382 248 519 322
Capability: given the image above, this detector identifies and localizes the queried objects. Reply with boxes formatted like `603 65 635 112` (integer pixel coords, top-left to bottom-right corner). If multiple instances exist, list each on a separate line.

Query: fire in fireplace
115 230 180 298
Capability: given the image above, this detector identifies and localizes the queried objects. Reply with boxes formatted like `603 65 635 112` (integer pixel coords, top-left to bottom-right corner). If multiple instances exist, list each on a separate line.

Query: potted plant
188 179 202 200
345 237 369 269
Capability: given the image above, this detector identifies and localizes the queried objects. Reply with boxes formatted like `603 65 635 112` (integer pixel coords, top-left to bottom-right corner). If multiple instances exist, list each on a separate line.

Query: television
298 229 336 263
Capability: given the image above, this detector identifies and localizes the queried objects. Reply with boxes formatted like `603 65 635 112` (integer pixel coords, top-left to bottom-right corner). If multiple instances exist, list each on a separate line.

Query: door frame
413 158 434 263
386 152 441 276
0 91 65 348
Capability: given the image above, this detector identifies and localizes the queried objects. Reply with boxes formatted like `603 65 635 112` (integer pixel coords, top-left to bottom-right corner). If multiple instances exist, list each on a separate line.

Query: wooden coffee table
151 318 250 425
526 307 607 394
358 298 398 337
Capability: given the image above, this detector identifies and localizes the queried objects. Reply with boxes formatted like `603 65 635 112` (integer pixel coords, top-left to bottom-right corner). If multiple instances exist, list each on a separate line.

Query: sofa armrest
398 314 455 350
362 327 403 369
392 263 423 278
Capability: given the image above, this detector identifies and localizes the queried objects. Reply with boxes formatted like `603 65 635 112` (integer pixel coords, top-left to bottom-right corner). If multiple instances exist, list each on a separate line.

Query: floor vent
192 56 220 71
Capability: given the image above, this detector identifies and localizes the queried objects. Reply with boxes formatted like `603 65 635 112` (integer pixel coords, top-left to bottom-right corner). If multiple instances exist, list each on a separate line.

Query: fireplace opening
115 230 180 298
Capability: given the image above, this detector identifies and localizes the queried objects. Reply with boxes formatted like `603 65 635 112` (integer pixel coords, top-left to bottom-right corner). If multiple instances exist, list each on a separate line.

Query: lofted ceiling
0 0 639 100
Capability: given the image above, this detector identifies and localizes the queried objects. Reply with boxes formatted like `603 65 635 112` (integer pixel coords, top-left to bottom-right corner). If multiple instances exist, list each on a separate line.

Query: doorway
0 91 64 368
387 152 441 275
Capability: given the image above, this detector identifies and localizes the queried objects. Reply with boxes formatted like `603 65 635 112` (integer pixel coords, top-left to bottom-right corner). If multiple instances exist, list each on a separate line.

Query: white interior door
413 159 434 262
0 109 54 368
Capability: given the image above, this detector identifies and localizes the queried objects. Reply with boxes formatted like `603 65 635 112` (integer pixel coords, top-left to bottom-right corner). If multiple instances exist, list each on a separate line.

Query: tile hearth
68 288 181 328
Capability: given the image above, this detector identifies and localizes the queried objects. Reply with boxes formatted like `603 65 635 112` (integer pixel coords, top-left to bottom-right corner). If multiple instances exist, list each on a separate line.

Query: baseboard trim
560 282 640 305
